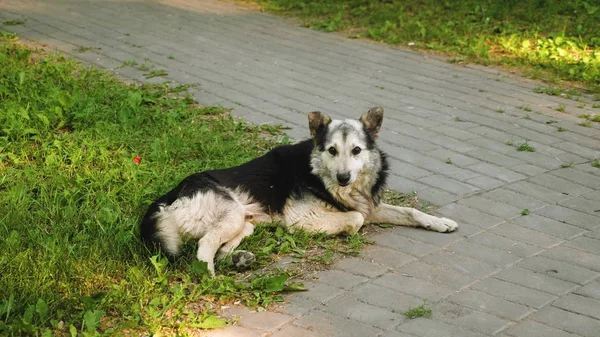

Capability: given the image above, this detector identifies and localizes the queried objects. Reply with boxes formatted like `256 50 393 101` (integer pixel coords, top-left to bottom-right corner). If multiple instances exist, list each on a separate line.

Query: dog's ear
360 107 384 139
308 111 332 137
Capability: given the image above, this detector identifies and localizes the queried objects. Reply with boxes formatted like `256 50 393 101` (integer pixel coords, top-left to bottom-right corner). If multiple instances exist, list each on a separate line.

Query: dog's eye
352 147 362 155
328 147 337 155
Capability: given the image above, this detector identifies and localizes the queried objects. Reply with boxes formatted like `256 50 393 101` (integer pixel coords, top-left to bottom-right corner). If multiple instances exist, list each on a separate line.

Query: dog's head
308 107 384 188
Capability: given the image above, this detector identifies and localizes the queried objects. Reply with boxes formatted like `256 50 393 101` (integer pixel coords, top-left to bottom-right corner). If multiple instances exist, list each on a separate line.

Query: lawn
0 32 381 336
253 0 600 92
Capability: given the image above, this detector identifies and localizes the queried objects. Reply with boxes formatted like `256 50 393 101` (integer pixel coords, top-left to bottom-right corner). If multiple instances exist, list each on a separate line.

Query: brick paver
2 0 599 336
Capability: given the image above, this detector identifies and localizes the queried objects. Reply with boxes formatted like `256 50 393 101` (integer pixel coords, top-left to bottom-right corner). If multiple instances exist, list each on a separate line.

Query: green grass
254 0 600 92
3 20 25 26
404 302 432 319
521 208 530 215
560 162 574 168
516 140 535 152
0 35 399 335
593 159 600 168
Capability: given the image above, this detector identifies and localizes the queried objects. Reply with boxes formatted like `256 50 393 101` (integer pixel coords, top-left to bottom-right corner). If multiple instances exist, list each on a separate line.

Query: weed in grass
519 105 532 112
556 104 566 113
505 140 514 146
579 120 592 127
445 158 452 164
592 159 600 168
168 55 175 60
122 59 138 67
144 69 168 79
74 46 100 53
516 140 535 152
577 103 586 109
496 108 505 113
593 103 600 109
3 20 25 26
138 63 150 71
521 209 530 216
405 302 432 319
546 120 558 124
557 127 567 132
523 115 531 120
561 162 574 168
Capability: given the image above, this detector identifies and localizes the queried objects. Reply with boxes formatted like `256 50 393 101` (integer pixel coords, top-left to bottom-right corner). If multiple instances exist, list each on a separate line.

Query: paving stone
446 241 521 267
473 278 557 308
480 188 547 210
322 294 405 330
373 272 454 302
426 148 480 167
458 196 522 219
504 181 570 203
468 232 542 257
294 281 345 303
449 289 532 320
559 197 600 215
222 306 293 332
533 306 600 337
529 174 593 197
419 175 480 196
582 190 600 202
464 148 522 167
551 168 600 189
436 203 505 229
359 246 417 269
294 310 384 337
506 320 580 337
397 261 476 290
202 325 263 337
519 256 599 285
390 226 463 247
422 250 497 278
491 222 563 248
416 187 460 206
541 245 600 272
534 204 600 230
464 175 505 190
432 301 512 335
368 232 440 257
512 213 586 238
275 295 321 317
397 317 488 337
333 257 389 278
379 330 420 337
466 162 526 183
575 281 600 300
494 267 578 296
270 325 318 337
552 293 600 320
313 270 369 290
510 163 548 176
349 282 425 313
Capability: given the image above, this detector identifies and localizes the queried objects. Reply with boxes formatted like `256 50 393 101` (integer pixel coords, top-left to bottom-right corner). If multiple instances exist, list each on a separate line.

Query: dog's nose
337 173 351 185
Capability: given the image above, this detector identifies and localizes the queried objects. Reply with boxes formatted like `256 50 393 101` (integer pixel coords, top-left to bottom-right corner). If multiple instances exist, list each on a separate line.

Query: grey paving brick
512 213 586 238
373 272 454 302
519 256 599 285
458 196 523 219
565 236 600 255
222 306 293 331
468 232 542 257
422 250 497 278
464 175 505 190
202 326 262 337
491 222 563 248
294 310 384 337
576 281 600 300
541 245 600 272
359 246 417 269
295 281 346 303
379 331 420 337
416 187 460 206
419 175 480 196
506 320 580 337
391 226 463 247
449 289 532 320
426 148 480 167
333 257 389 278
533 306 600 337
436 203 505 229
270 325 318 337
474 278 557 308
552 168 600 190
275 295 320 317
509 163 548 176
387 174 430 195
349 283 425 313
504 181 570 203
432 301 512 335
429 124 479 140
529 173 593 197
466 162 526 182
398 261 476 290
446 241 521 267
387 158 434 180
465 148 522 167
368 231 440 257
494 267 578 296
313 269 369 290
322 295 404 330
397 317 488 337
534 204 600 230
480 188 547 210
559 197 600 215
553 293 600 320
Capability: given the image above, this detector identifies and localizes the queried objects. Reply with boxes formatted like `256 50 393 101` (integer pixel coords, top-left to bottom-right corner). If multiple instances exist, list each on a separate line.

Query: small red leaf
133 156 141 164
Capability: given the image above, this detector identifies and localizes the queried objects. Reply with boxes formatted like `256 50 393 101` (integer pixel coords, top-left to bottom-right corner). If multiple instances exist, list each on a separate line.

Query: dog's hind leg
367 203 458 233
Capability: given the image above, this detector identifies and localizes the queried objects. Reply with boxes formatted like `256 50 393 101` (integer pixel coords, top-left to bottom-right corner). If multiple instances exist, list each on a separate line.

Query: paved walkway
3 0 600 336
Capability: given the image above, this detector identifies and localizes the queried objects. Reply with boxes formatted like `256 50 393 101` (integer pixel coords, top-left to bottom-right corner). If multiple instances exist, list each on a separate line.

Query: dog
140 107 458 275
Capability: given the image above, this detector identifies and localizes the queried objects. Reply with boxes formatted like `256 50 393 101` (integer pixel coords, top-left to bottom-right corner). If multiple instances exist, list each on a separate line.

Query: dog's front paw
426 217 458 233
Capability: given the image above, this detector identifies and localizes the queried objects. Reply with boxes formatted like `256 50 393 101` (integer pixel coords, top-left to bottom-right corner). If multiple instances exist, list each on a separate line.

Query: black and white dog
141 108 458 275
